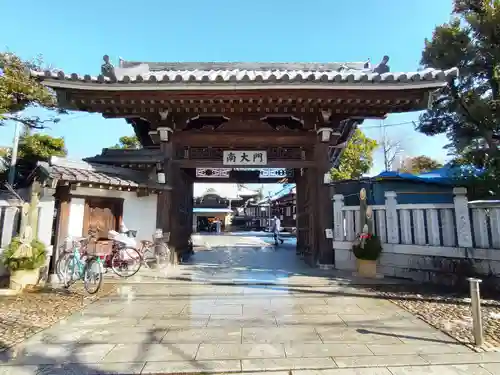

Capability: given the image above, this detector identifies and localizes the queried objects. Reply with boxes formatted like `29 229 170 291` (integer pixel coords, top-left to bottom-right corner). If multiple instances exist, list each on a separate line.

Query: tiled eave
78 96 424 115
31 67 458 92
37 157 171 193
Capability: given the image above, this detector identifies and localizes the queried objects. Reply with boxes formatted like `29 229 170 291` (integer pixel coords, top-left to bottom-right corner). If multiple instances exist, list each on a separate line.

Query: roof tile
37 156 169 189
32 64 458 87
48 164 139 187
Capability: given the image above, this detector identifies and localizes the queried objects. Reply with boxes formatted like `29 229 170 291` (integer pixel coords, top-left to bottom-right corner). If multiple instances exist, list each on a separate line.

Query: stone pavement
2 234 500 374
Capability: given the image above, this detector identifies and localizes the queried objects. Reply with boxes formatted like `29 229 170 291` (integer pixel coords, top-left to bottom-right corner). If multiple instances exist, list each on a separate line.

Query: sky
1 0 454 196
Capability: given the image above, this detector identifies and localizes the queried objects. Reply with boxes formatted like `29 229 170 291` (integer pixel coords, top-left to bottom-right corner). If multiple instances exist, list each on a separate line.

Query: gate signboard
223 150 267 166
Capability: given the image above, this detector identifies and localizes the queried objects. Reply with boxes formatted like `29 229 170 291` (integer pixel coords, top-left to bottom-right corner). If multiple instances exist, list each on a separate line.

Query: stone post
385 191 399 244
453 187 473 248
333 194 344 241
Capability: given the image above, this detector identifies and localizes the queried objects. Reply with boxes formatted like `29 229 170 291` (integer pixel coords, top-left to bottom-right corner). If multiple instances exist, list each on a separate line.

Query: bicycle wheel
153 243 170 269
61 255 78 288
111 247 142 278
56 251 72 282
83 257 103 294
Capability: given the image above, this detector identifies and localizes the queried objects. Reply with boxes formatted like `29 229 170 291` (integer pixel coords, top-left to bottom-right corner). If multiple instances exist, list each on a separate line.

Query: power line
57 113 93 123
359 120 416 129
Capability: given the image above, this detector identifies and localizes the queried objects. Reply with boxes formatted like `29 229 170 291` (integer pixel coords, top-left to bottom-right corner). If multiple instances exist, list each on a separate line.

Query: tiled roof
84 148 164 165
193 183 258 199
255 183 296 205
31 59 458 89
38 157 170 190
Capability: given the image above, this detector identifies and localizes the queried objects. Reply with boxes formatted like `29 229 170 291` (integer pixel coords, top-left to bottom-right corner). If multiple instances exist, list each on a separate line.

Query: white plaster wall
69 187 157 242
37 196 55 246
122 195 157 242
68 198 85 238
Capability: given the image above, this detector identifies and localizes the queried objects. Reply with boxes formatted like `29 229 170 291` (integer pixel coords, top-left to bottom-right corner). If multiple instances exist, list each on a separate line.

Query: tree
1 132 66 185
399 155 443 174
330 129 378 180
380 134 404 171
18 132 66 163
109 135 141 149
417 0 500 193
0 52 62 129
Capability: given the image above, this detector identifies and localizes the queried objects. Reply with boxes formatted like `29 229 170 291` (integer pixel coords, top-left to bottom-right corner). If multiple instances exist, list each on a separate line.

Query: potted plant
2 236 47 291
352 188 383 278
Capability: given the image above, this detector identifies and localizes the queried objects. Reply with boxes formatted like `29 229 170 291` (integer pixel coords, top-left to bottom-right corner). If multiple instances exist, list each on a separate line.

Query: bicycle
61 233 103 294
56 230 97 282
138 233 171 270
104 230 143 278
106 231 171 277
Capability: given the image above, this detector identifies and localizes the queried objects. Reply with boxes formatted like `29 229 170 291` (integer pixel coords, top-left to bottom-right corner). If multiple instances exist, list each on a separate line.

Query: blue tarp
374 163 484 185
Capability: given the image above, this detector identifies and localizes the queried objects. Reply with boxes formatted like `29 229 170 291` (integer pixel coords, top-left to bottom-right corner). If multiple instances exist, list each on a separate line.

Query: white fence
0 195 55 277
333 187 500 284
0 199 23 276
0 199 22 250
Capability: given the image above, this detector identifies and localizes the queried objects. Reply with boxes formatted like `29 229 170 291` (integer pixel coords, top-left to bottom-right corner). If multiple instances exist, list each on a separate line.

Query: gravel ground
370 284 500 351
0 283 116 351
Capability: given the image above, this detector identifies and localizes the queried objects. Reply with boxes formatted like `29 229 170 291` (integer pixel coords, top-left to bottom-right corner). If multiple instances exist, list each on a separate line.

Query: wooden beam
71 87 428 102
172 131 318 146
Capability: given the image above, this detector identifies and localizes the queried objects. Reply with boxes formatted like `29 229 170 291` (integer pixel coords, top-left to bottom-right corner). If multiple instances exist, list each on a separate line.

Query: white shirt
273 218 281 232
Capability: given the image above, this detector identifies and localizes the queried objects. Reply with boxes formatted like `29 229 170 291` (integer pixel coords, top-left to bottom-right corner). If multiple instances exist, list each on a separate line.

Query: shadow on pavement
0 326 209 374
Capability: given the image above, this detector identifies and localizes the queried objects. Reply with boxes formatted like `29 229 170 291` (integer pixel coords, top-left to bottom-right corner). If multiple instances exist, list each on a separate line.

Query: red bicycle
104 230 143 278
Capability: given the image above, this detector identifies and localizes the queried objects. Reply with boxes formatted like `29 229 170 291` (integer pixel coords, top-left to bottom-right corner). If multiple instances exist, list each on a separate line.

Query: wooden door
83 197 123 255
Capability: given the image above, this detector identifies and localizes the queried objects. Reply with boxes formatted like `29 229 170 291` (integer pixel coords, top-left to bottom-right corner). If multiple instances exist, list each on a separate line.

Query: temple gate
34 56 457 266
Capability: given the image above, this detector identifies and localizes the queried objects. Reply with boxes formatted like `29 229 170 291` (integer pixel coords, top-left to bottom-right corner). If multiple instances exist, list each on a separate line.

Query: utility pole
7 122 20 186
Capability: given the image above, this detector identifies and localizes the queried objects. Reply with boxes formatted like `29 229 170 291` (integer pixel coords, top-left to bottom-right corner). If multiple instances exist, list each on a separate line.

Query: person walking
272 216 284 245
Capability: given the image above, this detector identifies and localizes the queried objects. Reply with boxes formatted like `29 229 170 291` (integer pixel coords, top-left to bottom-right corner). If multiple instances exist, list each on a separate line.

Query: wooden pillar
156 141 177 261
304 167 317 265
186 176 194 238
315 141 334 265
52 185 71 271
178 168 191 251
294 169 305 255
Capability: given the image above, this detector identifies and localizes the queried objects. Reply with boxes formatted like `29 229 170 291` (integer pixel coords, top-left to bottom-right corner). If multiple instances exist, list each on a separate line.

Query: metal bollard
467 277 484 347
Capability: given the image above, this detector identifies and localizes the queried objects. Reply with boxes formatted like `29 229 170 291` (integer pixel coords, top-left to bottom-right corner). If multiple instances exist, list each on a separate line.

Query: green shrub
352 235 383 261
2 237 47 272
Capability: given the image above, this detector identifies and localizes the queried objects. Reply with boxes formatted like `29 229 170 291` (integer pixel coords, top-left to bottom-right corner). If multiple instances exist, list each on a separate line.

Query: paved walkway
2 234 500 374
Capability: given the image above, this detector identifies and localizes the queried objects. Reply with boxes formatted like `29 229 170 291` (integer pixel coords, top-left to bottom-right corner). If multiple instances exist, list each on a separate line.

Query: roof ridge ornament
372 55 390 74
101 55 117 82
